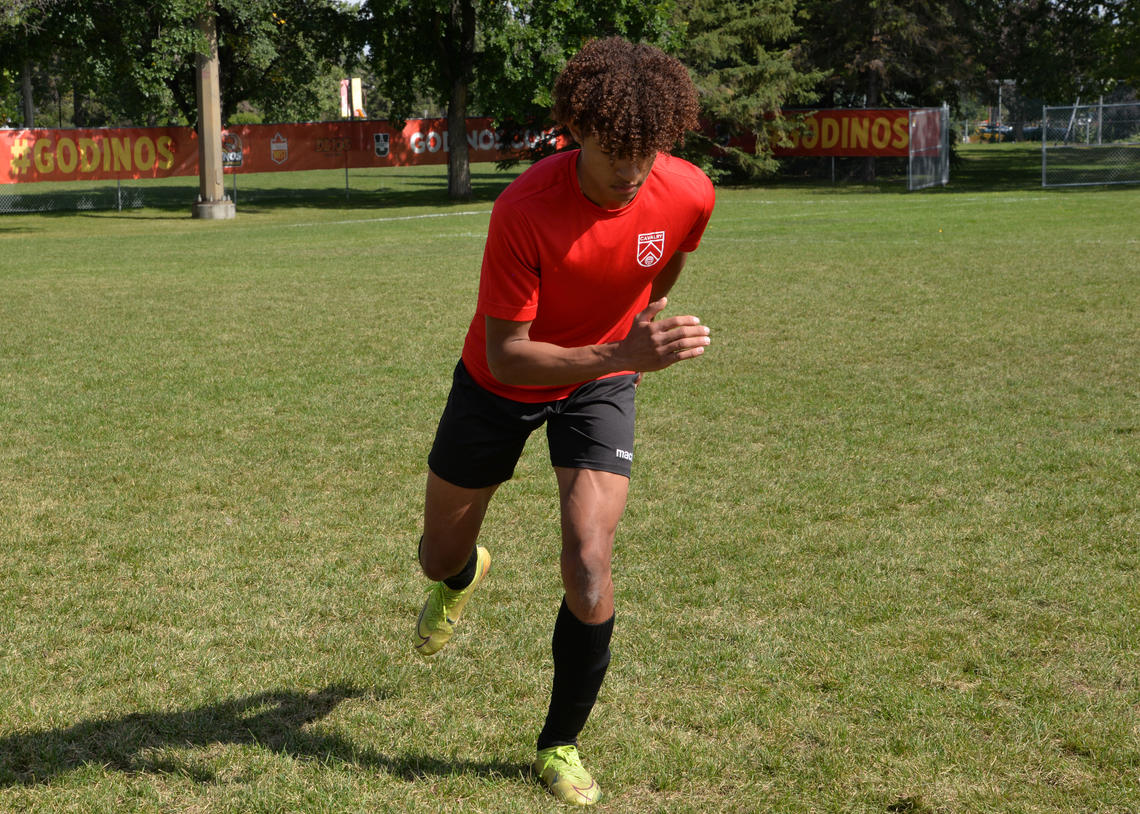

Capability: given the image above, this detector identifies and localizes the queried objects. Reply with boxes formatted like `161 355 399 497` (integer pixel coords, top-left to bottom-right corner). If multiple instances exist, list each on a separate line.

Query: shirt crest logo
636 231 666 267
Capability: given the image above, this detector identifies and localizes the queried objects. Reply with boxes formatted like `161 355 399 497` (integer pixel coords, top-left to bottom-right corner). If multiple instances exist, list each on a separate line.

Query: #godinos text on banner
0 118 558 184
1 109 921 185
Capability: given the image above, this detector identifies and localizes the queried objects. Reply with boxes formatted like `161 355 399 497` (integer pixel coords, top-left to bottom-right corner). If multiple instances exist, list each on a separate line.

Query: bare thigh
555 467 630 624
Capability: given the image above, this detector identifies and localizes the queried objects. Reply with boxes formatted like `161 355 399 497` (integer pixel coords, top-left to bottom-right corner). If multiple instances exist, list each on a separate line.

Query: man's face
569 127 657 210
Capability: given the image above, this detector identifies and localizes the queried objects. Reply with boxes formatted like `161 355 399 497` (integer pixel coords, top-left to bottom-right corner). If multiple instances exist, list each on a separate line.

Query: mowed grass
1 147 1137 813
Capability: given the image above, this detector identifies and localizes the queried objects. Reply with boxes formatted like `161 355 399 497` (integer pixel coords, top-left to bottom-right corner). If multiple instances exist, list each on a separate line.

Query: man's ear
566 123 583 146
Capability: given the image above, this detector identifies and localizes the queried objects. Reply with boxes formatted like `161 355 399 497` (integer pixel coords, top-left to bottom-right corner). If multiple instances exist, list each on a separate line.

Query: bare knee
420 473 497 581
419 535 474 582
561 540 614 623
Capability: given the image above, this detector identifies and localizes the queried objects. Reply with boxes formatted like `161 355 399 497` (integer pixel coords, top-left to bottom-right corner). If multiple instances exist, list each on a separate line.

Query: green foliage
1 0 356 127
214 0 357 123
226 109 263 125
1103 0 1140 87
359 0 677 196
476 0 678 120
358 0 484 135
972 0 1118 106
798 0 973 108
0 68 17 125
0 0 53 34
4 1 1133 177
672 0 820 181
361 0 676 127
0 0 54 125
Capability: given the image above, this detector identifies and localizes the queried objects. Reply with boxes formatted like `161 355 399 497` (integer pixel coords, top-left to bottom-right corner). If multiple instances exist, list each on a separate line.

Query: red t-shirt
461 150 715 403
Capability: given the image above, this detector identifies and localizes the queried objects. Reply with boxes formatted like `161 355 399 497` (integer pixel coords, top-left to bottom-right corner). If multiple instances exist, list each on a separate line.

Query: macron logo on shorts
615 448 634 462
637 231 665 267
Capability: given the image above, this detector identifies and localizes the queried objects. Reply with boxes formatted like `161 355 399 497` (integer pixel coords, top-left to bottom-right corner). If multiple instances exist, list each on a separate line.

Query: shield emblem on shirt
637 231 666 267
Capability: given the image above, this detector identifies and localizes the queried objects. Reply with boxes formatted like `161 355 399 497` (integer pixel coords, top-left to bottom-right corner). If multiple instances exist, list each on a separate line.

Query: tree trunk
445 0 476 200
862 66 881 182
447 77 472 200
22 61 35 127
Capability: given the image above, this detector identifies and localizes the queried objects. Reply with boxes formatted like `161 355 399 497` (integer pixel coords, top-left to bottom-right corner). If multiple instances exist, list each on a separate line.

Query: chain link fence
0 166 506 214
0 179 154 213
0 170 388 214
1041 102 1140 187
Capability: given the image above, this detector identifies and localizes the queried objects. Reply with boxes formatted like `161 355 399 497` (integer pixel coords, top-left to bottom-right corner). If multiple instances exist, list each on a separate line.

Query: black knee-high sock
537 597 614 750
419 536 479 591
443 545 479 590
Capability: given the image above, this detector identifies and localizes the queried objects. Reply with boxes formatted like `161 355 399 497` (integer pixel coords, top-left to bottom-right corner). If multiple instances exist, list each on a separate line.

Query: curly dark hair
552 37 700 159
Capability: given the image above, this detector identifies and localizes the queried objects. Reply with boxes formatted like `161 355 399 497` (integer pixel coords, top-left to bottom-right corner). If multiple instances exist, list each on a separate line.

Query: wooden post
191 9 235 219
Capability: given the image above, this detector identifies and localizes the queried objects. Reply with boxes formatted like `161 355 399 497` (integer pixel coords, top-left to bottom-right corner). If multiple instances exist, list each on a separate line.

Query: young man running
413 36 715 806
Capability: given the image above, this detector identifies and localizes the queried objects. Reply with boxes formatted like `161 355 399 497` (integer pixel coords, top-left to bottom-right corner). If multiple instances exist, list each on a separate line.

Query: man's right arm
484 298 710 388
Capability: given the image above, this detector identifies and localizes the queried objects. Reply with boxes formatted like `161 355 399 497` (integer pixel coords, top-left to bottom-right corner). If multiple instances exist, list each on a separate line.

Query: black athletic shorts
428 360 638 489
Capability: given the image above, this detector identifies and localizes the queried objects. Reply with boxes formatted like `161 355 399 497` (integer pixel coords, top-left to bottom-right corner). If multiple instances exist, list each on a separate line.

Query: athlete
413 36 715 806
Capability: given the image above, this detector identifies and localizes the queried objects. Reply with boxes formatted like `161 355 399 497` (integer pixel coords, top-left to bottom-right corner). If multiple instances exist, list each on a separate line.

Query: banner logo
270 132 288 165
373 133 389 158
636 231 665 267
221 132 243 168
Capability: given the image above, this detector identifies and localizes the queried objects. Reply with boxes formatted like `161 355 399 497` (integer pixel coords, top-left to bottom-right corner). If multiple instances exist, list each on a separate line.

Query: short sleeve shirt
460 150 715 403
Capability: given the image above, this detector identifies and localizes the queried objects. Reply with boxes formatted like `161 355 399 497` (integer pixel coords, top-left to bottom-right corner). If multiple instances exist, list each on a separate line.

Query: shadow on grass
945 144 1043 191
0 683 528 787
0 168 519 217
0 222 43 234
749 144 1139 195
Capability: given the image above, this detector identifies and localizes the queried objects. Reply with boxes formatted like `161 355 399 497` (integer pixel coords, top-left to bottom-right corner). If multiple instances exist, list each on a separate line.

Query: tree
798 0 975 108
976 0 1113 98
212 0 357 123
359 0 677 200
1112 1 1140 86
797 0 976 177
671 0 821 180
0 0 58 126
474 1 678 122
1093 0 1137 88
965 0 1125 141
2 0 357 129
360 0 487 200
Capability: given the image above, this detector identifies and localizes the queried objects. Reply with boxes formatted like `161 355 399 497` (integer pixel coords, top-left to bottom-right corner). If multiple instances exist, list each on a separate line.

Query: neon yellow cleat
533 745 602 806
413 546 491 657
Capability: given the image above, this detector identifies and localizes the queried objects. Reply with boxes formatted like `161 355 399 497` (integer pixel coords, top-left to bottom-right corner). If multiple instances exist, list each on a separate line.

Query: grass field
1 145 1137 813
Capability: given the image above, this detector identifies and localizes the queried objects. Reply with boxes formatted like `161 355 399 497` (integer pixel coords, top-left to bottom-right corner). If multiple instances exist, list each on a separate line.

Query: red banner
773 109 910 157
1 109 921 184
1 118 559 184
2 126 191 184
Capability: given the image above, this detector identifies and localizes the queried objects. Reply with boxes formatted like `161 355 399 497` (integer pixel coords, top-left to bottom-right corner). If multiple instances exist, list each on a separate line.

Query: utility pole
191 8 235 219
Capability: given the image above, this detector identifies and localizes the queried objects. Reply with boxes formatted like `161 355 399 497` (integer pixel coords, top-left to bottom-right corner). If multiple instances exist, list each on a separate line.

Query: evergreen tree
798 0 974 108
672 0 820 179
797 0 976 177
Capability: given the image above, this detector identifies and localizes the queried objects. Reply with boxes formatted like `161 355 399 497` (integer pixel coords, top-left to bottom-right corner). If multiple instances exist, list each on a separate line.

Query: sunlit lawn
1 149 1137 812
